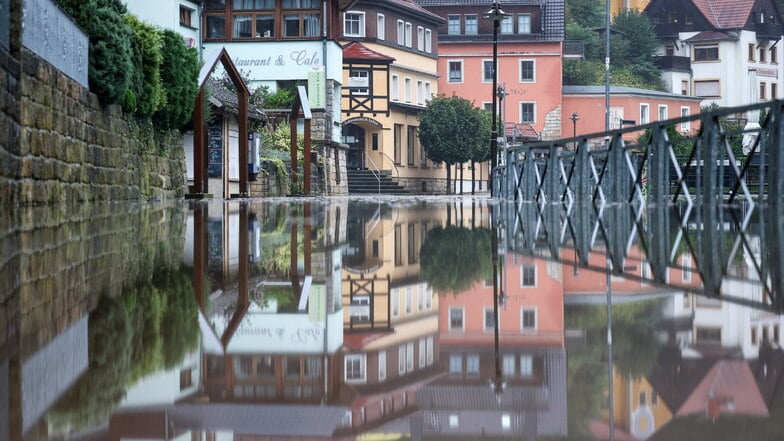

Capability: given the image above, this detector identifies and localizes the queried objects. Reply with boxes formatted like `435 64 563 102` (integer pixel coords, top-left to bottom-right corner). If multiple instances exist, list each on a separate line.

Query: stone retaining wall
0 47 186 205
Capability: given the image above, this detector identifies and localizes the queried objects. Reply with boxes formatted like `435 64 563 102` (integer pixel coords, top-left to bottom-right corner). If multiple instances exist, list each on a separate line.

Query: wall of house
0 48 187 205
438 41 564 140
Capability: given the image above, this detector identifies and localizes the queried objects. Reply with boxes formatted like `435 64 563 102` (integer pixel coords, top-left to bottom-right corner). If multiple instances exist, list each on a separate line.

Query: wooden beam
304 118 311 195
193 88 206 195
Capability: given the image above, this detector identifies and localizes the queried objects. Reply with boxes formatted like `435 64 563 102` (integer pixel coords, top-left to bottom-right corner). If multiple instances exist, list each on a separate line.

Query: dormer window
685 12 694 24
667 11 678 23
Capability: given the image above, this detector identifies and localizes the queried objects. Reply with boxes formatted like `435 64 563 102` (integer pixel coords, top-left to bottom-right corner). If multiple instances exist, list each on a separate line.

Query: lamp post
570 111 579 150
484 2 507 196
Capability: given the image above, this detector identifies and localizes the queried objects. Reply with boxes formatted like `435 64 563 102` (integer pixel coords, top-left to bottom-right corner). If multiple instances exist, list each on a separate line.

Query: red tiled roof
677 360 769 417
389 0 444 22
342 41 395 63
692 0 755 29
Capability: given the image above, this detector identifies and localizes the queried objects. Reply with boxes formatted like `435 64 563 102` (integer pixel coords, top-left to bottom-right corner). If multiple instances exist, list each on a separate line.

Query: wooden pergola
190 47 250 198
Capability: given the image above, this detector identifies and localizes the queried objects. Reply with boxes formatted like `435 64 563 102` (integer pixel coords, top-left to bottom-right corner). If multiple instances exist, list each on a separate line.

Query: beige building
611 0 650 16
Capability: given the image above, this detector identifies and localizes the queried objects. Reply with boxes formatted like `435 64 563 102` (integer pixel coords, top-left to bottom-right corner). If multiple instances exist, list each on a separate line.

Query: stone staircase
347 169 408 194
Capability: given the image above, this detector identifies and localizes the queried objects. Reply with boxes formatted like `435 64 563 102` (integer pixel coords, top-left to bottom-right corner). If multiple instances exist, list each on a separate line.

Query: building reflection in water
4 200 784 440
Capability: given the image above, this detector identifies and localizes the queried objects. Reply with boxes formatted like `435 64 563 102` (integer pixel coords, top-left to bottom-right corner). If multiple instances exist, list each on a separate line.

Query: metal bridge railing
496 100 784 310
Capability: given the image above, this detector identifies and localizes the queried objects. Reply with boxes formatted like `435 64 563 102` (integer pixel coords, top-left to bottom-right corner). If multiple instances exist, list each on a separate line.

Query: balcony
755 22 783 40
563 40 584 60
653 22 681 39
656 55 691 71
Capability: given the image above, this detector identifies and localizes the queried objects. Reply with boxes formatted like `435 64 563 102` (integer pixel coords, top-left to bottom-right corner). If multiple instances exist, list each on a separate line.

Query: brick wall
0 48 187 205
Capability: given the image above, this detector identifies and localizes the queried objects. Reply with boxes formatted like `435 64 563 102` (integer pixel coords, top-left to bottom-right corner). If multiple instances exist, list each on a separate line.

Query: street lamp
483 1 507 195
570 111 579 150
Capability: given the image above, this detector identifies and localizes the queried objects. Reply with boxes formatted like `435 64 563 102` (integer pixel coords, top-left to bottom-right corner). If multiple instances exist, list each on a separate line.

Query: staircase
347 169 408 194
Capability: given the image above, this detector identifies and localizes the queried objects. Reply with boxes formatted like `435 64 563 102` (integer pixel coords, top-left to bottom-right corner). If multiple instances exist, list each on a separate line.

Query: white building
124 0 201 49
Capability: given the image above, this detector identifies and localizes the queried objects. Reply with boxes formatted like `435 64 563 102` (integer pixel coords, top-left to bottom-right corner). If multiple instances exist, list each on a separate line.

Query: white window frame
518 14 531 34
500 15 513 34
404 77 412 103
482 59 494 83
449 414 459 428
448 60 464 83
378 350 387 380
397 19 405 45
399 345 406 374
425 81 431 102
466 355 480 377
391 287 400 316
419 338 426 367
348 69 369 96
377 13 385 40
694 79 720 97
391 74 399 101
464 14 478 34
344 11 365 37
680 106 691 132
417 80 424 105
520 263 537 286
520 354 533 377
426 336 434 365
520 102 535 124
658 104 668 121
519 59 535 83
425 29 432 53
447 15 461 35
521 307 537 331
406 342 414 372
345 354 367 383
682 254 693 282
484 306 497 330
405 22 412 48
417 26 425 51
449 354 462 377
449 306 465 331
640 103 650 124
405 286 412 313
502 354 515 377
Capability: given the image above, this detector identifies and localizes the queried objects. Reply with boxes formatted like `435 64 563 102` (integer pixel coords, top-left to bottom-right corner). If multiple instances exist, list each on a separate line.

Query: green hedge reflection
48 268 198 430
420 226 493 294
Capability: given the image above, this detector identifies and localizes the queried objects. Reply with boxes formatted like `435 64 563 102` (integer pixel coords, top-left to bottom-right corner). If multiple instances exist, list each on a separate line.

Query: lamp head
571 112 579 123
483 2 508 22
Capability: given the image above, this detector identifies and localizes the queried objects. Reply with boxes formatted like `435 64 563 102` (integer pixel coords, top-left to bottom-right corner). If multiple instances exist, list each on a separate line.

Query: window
465 14 478 34
394 124 402 163
425 29 432 53
639 391 647 406
449 355 462 376
448 15 461 34
417 285 424 310
466 355 480 377
520 102 535 124
760 44 767 62
449 307 464 330
180 6 193 27
640 103 650 124
345 354 366 382
658 104 668 121
695 79 720 97
667 11 677 23
749 43 756 61
520 354 533 377
391 74 399 101
180 369 192 390
397 20 405 44
417 80 424 105
426 336 434 364
772 47 778 63
394 223 403 264
685 11 694 24
500 15 513 33
521 308 537 331
405 22 412 47
406 287 412 313
425 82 431 102
484 307 496 330
344 12 364 37
773 83 778 99
399 345 407 374
694 44 719 61
377 13 385 40
761 82 767 100
206 15 226 39
681 80 689 95
419 338 426 367
449 414 459 428
520 264 536 286
448 60 463 83
502 414 511 430
752 327 759 345
417 26 424 51
348 70 369 95
283 13 320 38
378 350 386 380
519 59 535 82
407 125 416 165
483 60 494 82
391 289 399 317
696 327 722 344
683 292 691 308
502 354 515 377
665 45 674 56
406 342 414 372
775 325 780 343
404 77 411 102
518 14 531 33
682 254 692 282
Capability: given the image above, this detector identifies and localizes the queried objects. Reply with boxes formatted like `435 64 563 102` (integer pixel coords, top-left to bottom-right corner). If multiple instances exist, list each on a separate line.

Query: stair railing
377 152 400 177
363 152 382 194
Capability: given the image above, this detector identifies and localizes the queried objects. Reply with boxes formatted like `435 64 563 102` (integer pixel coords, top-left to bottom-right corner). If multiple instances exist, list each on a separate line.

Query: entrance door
342 124 365 170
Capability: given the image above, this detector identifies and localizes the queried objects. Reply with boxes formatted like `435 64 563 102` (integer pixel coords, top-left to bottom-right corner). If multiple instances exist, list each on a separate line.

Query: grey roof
563 85 703 101
168 403 349 436
416 0 546 5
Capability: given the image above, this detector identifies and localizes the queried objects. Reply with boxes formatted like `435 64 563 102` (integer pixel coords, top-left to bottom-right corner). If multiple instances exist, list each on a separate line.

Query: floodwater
1 196 783 441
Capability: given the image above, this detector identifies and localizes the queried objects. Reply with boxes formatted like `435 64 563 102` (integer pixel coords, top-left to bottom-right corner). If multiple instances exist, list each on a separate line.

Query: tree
124 15 165 116
611 9 662 87
419 225 493 293
154 29 200 130
419 95 490 194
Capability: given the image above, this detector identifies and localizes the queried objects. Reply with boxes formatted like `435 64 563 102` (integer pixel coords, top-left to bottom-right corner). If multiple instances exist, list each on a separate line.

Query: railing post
603 134 628 203
698 114 722 295
649 124 670 204
767 101 784 306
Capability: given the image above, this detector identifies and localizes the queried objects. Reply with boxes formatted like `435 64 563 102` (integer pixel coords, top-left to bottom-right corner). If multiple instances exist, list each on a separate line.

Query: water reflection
0 198 783 440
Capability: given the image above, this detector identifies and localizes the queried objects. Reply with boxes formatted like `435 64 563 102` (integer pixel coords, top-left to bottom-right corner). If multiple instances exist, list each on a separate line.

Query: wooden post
304 119 312 195
193 88 206 195
238 89 249 196
290 115 299 193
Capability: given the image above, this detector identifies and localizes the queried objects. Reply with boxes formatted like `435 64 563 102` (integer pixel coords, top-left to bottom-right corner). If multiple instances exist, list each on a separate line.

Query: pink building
563 85 703 143
419 0 565 142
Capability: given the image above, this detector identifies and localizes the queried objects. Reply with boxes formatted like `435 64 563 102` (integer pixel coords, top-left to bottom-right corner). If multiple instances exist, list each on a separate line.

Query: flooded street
1 197 783 440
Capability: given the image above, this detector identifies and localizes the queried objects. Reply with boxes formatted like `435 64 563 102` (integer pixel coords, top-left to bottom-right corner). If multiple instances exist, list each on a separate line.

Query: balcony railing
655 55 691 71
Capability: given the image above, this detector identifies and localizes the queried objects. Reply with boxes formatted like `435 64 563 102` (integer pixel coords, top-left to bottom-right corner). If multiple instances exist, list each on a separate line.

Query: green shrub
155 29 199 130
56 0 133 105
125 15 166 116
